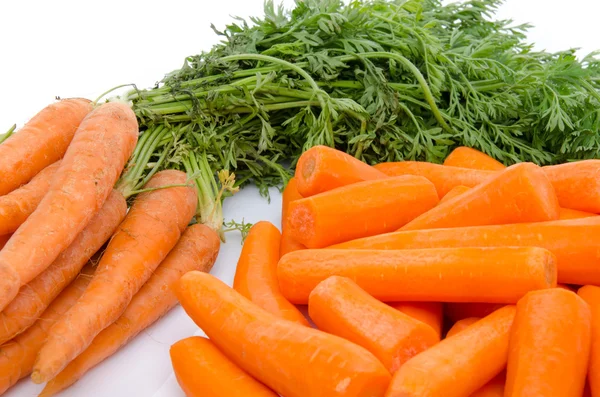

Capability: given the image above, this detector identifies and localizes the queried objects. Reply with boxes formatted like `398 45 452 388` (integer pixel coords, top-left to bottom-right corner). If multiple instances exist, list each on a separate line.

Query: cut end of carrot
302 155 317 180
288 202 315 247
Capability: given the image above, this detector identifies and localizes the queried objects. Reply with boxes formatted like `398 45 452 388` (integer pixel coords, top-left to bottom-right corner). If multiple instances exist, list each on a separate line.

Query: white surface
0 0 597 396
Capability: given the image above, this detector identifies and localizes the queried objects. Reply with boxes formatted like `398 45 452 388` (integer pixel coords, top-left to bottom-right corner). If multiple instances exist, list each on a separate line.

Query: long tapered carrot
543 160 600 213
170 336 278 397
0 98 92 196
385 305 515 397
38 224 220 397
577 285 600 396
278 247 556 304
234 221 308 325
438 185 470 204
443 147 506 171
401 163 559 231
309 276 439 373
0 102 138 311
295 145 387 197
32 170 197 383
0 265 94 395
279 177 306 257
505 289 591 397
0 161 61 235
331 217 600 285
446 317 480 338
0 190 126 345
175 271 391 397
388 302 443 340
287 175 438 248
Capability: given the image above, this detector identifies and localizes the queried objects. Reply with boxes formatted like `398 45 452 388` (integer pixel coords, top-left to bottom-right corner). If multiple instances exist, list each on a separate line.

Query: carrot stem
0 124 15 144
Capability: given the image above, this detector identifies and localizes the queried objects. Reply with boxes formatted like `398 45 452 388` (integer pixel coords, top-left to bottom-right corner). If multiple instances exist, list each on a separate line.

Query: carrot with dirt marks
543 160 600 213
388 302 443 340
279 177 306 257
577 285 600 396
443 147 506 171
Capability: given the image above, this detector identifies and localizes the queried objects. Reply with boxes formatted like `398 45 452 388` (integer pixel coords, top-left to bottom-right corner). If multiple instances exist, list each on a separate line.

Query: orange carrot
444 303 506 323
295 145 386 197
0 161 61 235
0 190 126 345
170 336 278 397
543 160 600 213
0 265 94 395
577 285 600 396
38 224 220 397
331 217 600 285
0 98 92 196
443 147 506 171
388 302 443 340
469 372 506 397
277 247 556 304
287 175 438 248
385 306 515 397
0 102 138 311
32 170 196 383
505 289 591 397
234 221 308 325
400 163 559 231
558 207 597 219
279 177 306 257
446 317 480 338
309 276 439 373
438 185 471 204
175 271 391 397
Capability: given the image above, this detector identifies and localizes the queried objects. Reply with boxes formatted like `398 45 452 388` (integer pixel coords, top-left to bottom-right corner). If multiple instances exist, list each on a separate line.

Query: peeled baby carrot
234 221 308 325
543 160 600 213
444 303 505 323
469 372 506 397
277 247 556 304
438 185 471 204
443 147 506 171
446 317 480 338
401 163 559 231
505 289 591 397
309 276 439 373
388 302 443 339
385 306 515 397
577 285 600 396
170 336 278 397
279 177 306 257
287 175 438 248
558 207 597 219
295 145 386 197
175 271 391 397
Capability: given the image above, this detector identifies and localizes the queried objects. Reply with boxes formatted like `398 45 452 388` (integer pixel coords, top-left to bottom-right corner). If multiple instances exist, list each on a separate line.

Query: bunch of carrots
170 145 599 397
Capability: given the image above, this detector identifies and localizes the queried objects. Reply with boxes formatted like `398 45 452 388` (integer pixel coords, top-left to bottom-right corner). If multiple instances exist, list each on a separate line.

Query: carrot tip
31 370 44 384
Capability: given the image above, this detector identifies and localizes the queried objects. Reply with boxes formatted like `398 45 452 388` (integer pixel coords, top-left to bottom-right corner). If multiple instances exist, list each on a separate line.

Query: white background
0 1 596 396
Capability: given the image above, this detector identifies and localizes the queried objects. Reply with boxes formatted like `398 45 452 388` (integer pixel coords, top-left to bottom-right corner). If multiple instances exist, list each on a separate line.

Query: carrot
443 147 506 171
279 177 306 257
0 265 94 395
331 217 600 285
438 185 470 204
277 247 556 304
295 145 386 197
385 305 515 397
38 224 220 397
0 161 61 235
444 303 506 323
170 336 278 397
0 102 138 311
234 221 308 325
400 162 559 231
543 160 600 213
0 235 8 251
558 207 597 219
0 98 92 196
0 190 126 345
309 276 439 373
469 372 506 397
577 285 600 396
446 317 480 338
388 302 443 339
505 289 591 397
175 271 391 397
287 175 438 248
32 170 197 383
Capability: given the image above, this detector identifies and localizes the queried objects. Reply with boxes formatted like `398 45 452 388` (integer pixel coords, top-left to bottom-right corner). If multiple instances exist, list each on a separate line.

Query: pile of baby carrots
170 145 600 397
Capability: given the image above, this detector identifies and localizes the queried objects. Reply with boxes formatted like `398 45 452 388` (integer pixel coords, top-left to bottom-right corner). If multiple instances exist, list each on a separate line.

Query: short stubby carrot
0 102 138 311
444 303 505 323
287 175 438 248
577 285 600 396
32 170 197 384
309 276 439 373
505 289 591 397
0 161 61 235
170 336 278 397
295 145 386 197
39 224 220 397
331 217 600 285
446 317 480 338
443 147 506 171
279 177 306 257
0 98 92 196
400 162 559 231
277 247 556 304
175 271 391 397
438 185 471 204
0 190 126 345
543 160 600 213
385 306 515 397
388 302 443 340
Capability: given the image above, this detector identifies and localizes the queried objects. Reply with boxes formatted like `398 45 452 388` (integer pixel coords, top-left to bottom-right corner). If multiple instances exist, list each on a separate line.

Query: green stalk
0 124 16 144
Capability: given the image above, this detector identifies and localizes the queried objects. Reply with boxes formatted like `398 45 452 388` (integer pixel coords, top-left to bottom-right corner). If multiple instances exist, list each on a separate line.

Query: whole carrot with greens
577 285 600 396
388 302 443 340
443 147 506 171
280 177 306 257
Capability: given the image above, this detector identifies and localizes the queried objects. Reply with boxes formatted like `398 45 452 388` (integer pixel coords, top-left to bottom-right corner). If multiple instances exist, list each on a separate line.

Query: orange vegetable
287 175 438 248
446 317 480 338
0 234 8 251
577 285 600 396
234 221 308 325
443 147 506 171
385 306 515 397
279 177 306 257
277 247 556 304
388 302 443 339
175 271 391 397
469 372 506 397
444 303 505 323
558 208 597 219
295 145 386 197
505 289 591 397
543 160 600 213
309 276 439 373
438 185 471 205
